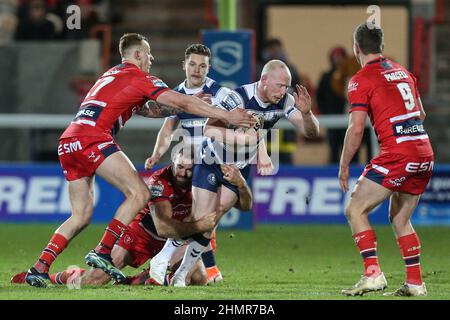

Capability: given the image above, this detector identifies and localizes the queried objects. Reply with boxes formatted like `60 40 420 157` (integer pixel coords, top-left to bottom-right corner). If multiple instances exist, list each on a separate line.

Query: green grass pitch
0 223 449 300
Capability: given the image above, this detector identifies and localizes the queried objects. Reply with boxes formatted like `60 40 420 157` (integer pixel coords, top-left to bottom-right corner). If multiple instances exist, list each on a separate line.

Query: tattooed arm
136 100 183 118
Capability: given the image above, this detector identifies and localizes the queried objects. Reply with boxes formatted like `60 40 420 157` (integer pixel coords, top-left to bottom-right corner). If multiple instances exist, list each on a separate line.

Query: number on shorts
87 76 115 98
397 82 415 111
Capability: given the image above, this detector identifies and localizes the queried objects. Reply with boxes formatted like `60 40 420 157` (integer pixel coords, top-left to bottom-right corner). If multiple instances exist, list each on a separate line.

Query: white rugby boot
383 283 427 297
341 272 388 296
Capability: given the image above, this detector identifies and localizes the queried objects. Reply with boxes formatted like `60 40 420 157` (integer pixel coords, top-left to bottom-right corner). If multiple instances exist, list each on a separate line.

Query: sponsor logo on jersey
151 78 168 88
150 181 165 198
393 118 426 136
220 92 241 110
348 81 359 92
381 60 393 70
74 105 103 121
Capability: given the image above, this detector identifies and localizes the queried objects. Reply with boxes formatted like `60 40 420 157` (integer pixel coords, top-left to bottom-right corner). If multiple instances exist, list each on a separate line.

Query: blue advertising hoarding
1 164 450 227
253 165 450 225
202 29 255 88
0 164 253 229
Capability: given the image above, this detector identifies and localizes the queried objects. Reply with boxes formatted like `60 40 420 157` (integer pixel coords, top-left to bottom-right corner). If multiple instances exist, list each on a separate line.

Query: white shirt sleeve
284 93 299 119
216 90 245 111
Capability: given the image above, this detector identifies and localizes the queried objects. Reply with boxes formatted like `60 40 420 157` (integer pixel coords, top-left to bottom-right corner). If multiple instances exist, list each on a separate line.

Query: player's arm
221 164 253 211
338 110 367 192
418 97 426 121
256 135 274 176
204 118 260 146
136 100 183 118
150 201 215 239
287 85 320 138
155 90 255 128
145 117 180 170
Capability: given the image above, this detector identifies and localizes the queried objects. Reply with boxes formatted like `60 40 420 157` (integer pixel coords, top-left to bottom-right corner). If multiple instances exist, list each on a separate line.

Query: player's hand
221 164 246 187
226 108 256 129
144 155 160 170
257 155 274 176
197 211 217 232
338 165 350 193
293 84 312 115
194 92 212 104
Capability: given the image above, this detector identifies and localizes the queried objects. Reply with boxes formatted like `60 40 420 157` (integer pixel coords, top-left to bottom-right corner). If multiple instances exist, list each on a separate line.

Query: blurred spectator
317 46 354 163
14 0 59 40
0 0 18 44
330 54 373 162
258 38 301 87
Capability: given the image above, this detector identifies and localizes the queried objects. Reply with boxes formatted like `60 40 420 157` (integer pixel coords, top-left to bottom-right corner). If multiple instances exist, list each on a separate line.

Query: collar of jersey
180 77 211 95
366 55 386 65
253 82 271 108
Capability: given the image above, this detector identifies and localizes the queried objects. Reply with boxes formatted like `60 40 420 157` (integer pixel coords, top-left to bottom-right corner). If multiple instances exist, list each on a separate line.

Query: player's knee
125 185 149 207
189 269 208 286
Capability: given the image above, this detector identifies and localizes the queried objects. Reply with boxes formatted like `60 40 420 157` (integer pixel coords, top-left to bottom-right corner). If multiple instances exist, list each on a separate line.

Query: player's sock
201 249 216 269
397 233 423 285
353 229 381 277
155 238 184 262
49 268 86 285
34 233 69 273
174 234 210 280
95 219 127 255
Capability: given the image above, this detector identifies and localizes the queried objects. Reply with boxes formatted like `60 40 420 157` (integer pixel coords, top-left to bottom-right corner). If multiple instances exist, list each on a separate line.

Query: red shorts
361 153 434 195
117 218 165 268
58 136 121 181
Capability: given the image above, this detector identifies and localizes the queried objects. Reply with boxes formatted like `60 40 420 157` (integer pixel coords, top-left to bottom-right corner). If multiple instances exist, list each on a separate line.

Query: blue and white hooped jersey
171 77 230 144
201 82 300 169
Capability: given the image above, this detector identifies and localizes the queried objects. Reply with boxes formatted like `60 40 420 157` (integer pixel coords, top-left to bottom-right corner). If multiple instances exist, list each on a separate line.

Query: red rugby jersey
348 57 433 157
136 165 192 235
60 62 170 139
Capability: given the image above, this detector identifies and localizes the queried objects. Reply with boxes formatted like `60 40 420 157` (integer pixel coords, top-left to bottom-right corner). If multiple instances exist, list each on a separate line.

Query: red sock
49 268 86 285
34 233 68 273
95 219 127 255
397 233 422 285
353 229 381 277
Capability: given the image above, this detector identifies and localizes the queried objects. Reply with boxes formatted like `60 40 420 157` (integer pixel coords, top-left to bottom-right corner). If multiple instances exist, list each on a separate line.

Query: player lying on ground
145 44 232 284
338 22 434 297
24 33 256 288
13 148 252 286
149 59 320 287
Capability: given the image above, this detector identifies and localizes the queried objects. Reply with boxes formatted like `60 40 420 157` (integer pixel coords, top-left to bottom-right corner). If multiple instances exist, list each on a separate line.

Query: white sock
154 238 184 262
173 240 208 279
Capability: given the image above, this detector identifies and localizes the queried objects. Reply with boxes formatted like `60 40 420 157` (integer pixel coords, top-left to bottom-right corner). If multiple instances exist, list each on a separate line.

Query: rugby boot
341 272 387 296
206 266 223 285
85 250 126 283
383 283 427 297
25 267 52 288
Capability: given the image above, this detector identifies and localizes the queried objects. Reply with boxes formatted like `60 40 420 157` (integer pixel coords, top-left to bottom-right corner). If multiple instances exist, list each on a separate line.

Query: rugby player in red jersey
339 23 434 297
13 147 252 286
24 33 255 288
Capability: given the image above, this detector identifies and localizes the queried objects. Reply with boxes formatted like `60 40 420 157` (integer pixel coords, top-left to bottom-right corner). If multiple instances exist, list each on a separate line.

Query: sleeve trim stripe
351 103 368 107
151 87 170 98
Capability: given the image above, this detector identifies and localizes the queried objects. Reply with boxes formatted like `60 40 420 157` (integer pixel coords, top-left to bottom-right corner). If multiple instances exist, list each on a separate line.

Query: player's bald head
260 59 292 80
119 33 149 58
